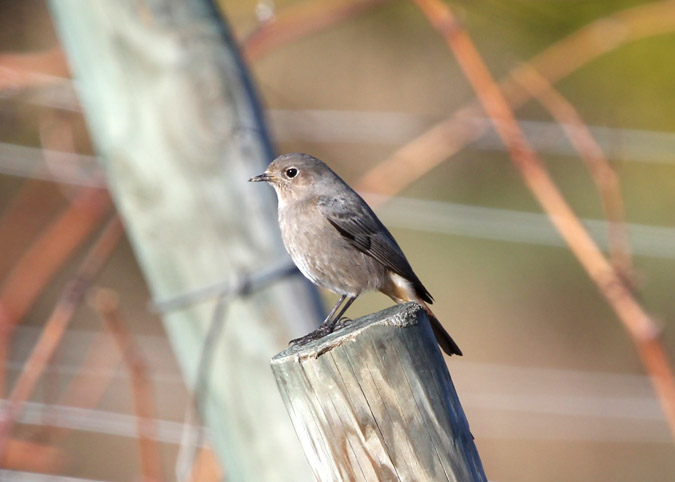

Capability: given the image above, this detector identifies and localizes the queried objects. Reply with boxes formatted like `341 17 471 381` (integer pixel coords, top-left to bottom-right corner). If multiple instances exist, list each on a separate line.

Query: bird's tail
420 303 463 356
379 276 462 356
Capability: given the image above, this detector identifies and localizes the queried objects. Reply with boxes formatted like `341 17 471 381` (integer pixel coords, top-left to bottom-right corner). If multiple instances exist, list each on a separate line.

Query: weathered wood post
271 302 487 482
48 0 321 480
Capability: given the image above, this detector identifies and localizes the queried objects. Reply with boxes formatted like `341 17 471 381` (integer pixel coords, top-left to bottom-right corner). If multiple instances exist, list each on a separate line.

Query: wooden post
47 1 321 480
271 302 487 482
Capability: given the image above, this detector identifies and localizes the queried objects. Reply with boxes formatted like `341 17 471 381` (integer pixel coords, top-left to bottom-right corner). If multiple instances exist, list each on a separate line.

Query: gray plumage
249 153 461 356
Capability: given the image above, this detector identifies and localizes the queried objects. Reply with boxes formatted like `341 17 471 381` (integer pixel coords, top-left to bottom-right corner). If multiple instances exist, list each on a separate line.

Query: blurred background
1 0 674 480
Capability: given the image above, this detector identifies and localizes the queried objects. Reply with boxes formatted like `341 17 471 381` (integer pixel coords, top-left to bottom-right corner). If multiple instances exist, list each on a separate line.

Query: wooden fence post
271 302 487 482
47 1 321 480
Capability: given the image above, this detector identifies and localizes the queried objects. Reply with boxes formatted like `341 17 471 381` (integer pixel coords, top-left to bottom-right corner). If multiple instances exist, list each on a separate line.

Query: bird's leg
290 295 357 347
319 294 347 328
316 295 357 335
327 296 356 330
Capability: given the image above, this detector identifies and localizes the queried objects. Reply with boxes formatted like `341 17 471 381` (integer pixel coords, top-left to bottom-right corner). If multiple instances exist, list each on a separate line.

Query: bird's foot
289 324 334 347
335 316 352 327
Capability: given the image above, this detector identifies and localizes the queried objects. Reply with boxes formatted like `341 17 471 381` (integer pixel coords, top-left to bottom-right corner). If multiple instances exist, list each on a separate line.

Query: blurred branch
176 296 229 482
38 109 102 195
356 0 675 198
186 446 222 482
0 439 64 473
504 1 675 107
0 188 111 326
242 0 389 61
0 181 64 279
91 288 163 482
0 215 123 458
0 77 86 279
0 47 69 92
512 64 634 286
0 187 111 397
411 0 675 441
45 329 123 442
59 330 122 408
0 110 100 291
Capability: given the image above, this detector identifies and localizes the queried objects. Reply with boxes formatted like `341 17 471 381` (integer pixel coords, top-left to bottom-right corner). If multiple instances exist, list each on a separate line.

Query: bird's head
249 152 339 202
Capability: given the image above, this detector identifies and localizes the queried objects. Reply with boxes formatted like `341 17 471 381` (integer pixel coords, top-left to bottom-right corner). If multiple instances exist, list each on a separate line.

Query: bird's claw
289 324 334 347
336 316 352 327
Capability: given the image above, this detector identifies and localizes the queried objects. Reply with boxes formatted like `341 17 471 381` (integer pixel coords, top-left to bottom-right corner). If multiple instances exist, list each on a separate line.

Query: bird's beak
248 172 272 183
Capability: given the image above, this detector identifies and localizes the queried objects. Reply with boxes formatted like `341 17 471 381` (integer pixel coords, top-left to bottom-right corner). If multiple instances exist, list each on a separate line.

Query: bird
249 153 462 356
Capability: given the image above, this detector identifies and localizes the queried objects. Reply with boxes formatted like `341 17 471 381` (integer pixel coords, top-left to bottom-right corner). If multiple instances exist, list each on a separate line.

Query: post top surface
271 301 425 364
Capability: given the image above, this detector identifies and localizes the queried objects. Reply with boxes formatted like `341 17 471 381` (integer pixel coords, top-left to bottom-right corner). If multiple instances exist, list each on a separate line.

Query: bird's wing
317 195 433 303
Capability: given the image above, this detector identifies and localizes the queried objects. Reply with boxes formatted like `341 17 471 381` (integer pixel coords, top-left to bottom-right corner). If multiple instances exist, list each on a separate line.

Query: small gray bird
249 153 462 356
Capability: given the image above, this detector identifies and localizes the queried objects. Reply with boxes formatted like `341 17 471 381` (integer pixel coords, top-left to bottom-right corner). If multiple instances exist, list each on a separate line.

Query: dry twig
512 64 634 285
0 187 111 395
91 288 163 482
356 0 675 199
0 181 64 279
186 446 222 482
0 47 69 91
59 329 123 410
410 0 675 440
0 189 111 326
39 329 124 443
1 438 64 473
243 0 389 61
0 215 123 457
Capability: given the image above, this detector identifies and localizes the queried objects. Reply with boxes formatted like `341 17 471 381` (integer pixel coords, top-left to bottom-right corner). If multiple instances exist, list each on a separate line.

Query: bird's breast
278 202 387 296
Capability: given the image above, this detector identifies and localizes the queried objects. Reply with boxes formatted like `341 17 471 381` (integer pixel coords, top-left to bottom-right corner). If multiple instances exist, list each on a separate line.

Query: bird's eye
285 167 298 178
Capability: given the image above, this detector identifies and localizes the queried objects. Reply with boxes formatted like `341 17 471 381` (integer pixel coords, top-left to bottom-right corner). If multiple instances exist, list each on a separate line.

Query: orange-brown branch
0 47 69 91
185 446 223 482
511 64 634 285
0 188 111 327
411 0 675 440
0 181 64 279
91 289 163 482
243 0 389 61
1 438 65 473
0 187 111 397
356 0 675 199
0 216 123 457
41 329 124 443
